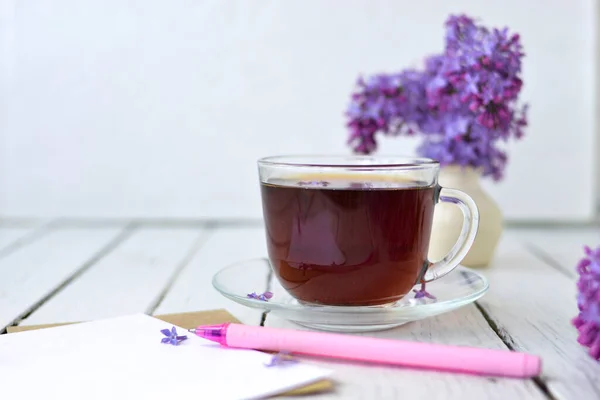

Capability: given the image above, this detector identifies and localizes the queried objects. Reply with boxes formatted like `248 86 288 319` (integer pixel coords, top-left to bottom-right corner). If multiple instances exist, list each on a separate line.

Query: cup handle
423 187 480 282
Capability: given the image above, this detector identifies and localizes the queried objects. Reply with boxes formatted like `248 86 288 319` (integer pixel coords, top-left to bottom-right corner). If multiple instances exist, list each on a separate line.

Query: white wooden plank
511 228 600 279
0 219 55 257
22 227 208 326
477 235 600 400
0 226 39 252
0 226 127 331
0 219 48 228
265 305 542 398
155 226 269 326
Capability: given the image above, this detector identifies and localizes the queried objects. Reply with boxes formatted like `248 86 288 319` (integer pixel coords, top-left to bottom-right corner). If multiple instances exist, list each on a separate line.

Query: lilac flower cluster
572 246 600 361
346 15 528 180
346 71 426 153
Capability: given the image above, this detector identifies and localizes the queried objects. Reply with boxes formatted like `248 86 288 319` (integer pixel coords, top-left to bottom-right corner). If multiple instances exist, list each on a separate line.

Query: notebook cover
6 309 334 397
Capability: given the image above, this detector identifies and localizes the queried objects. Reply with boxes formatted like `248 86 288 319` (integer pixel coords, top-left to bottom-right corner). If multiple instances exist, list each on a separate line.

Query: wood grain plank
0 219 49 228
512 228 600 280
22 227 208 326
0 226 39 251
0 226 128 331
0 220 56 258
478 235 600 400
265 308 543 399
155 226 269 326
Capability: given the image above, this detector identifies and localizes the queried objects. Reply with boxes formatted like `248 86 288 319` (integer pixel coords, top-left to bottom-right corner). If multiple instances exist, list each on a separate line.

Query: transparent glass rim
257 155 439 170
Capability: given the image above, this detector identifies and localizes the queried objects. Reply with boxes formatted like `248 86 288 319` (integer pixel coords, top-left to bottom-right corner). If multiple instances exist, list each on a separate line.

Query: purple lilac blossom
345 14 528 181
160 326 188 345
572 246 600 361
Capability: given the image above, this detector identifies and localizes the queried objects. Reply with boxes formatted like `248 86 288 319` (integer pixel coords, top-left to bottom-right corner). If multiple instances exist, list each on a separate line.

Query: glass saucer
212 258 489 333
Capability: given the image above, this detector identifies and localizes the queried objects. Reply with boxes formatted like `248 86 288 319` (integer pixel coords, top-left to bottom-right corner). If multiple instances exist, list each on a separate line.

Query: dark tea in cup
258 156 478 307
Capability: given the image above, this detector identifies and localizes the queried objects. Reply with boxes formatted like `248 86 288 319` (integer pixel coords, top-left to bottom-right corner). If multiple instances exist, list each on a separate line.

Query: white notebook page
0 313 332 399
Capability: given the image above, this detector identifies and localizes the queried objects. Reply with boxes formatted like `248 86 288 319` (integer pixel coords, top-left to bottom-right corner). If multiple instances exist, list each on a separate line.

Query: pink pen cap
190 323 542 378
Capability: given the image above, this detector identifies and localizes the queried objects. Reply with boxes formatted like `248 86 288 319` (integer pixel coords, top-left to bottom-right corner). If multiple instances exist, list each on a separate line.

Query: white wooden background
1 221 599 399
0 0 597 222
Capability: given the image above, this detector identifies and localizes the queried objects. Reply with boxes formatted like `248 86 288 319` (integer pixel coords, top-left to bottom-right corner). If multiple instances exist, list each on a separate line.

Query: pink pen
189 323 541 378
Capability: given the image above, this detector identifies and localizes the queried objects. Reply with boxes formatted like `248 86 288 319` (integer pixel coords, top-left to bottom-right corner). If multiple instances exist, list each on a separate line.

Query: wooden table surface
1 220 599 399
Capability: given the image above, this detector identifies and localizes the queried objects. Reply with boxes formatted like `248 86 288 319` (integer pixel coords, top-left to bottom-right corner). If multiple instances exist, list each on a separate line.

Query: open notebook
0 313 332 399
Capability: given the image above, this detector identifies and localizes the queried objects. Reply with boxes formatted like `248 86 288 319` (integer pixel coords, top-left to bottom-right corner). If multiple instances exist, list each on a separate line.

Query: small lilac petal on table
265 352 298 367
248 291 274 302
160 326 188 345
258 291 274 301
413 283 436 300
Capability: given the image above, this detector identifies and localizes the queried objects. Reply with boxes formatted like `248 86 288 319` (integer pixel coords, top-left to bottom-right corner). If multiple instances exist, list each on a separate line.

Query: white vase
428 165 502 268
